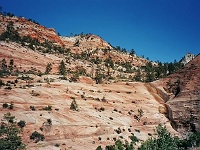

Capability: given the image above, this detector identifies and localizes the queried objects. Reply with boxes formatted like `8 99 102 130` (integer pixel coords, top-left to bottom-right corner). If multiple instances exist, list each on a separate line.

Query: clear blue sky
1 0 200 62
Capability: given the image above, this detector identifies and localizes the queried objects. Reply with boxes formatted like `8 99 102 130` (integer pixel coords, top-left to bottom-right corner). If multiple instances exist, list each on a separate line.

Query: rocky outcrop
158 54 200 133
0 15 64 45
0 15 113 51
179 53 196 65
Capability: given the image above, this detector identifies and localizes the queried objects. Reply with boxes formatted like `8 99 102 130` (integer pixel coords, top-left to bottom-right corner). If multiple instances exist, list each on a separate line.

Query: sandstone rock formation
154 54 200 133
0 41 176 150
0 15 148 68
180 53 196 65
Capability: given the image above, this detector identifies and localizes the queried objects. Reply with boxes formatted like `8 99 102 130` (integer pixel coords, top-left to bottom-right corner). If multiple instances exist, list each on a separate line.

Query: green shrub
99 107 105 111
30 131 45 142
178 132 200 148
139 124 179 150
45 63 52 74
70 74 79 82
59 60 66 75
47 119 52 125
8 102 14 109
42 105 52 111
0 113 26 149
30 105 36 111
100 124 200 150
0 23 21 42
130 133 139 144
115 140 124 150
0 79 5 86
70 99 78 111
96 145 103 150
95 72 103 84
17 120 26 128
98 122 200 150
2 103 8 108
54 143 60 147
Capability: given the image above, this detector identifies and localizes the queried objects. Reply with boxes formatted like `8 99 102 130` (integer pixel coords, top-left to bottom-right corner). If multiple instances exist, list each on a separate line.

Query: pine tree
134 69 141 82
45 63 52 74
59 60 66 75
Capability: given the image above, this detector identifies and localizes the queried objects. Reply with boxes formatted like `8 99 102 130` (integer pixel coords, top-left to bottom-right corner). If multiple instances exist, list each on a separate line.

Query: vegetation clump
2 103 9 108
30 105 36 111
0 113 26 149
97 124 200 150
70 99 78 111
2 102 14 109
17 120 26 128
59 60 66 75
0 58 16 77
30 131 45 143
45 63 52 74
42 105 52 111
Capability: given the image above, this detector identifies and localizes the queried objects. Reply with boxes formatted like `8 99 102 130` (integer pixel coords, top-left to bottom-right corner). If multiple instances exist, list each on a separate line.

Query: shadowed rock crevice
164 104 178 131
148 83 170 102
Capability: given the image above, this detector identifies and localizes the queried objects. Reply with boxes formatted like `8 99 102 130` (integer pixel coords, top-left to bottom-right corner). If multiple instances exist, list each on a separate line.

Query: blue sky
0 0 200 62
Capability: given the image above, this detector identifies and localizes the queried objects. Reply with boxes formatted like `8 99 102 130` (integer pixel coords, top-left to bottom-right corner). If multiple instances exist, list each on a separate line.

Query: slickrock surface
0 78 175 150
0 42 177 150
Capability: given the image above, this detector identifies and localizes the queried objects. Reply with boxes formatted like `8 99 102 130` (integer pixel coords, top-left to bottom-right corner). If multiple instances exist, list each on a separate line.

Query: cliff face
156 54 200 133
61 34 112 51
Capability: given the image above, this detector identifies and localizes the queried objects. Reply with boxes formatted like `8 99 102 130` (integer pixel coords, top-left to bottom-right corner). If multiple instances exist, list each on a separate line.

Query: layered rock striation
156 54 200 133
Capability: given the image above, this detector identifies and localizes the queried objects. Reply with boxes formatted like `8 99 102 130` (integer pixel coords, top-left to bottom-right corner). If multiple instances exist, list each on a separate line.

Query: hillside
0 14 185 82
0 14 153 82
0 14 199 150
0 40 175 149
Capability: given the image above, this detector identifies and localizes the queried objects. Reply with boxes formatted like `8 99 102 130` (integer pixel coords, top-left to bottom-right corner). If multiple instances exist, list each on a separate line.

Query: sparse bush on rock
17 120 26 128
30 131 45 143
42 105 52 111
2 103 8 108
70 99 78 111
30 105 36 111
